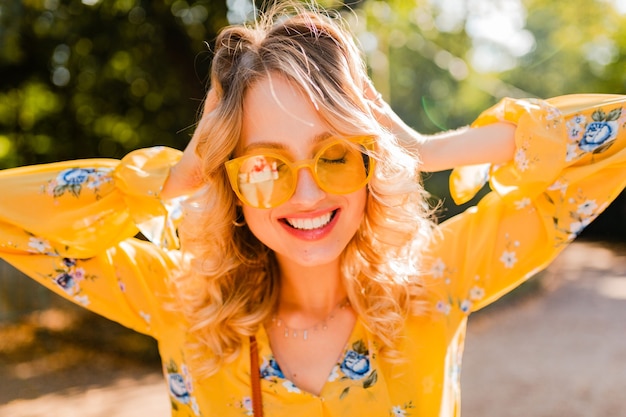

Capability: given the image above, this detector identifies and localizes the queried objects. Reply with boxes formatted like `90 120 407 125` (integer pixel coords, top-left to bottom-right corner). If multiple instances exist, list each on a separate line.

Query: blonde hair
175 1 435 377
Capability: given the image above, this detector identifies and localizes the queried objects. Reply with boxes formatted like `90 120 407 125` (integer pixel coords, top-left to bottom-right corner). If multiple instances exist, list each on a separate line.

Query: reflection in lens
238 156 279 208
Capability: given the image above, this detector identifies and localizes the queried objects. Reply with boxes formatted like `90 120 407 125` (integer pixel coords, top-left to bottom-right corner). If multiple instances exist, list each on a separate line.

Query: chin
276 244 347 268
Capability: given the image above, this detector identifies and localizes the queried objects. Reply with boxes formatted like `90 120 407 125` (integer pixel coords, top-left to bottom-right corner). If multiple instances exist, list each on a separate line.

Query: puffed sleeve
0 146 185 336
426 94 626 317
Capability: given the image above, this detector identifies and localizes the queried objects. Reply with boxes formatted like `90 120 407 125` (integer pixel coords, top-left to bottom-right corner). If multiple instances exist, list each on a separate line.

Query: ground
0 240 625 416
462 240 626 416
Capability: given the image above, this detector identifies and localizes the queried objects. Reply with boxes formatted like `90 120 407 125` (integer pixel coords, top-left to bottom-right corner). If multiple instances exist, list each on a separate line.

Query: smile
284 210 337 230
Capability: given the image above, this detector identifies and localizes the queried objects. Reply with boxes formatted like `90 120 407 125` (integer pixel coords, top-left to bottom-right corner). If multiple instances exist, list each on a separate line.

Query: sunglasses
225 136 376 208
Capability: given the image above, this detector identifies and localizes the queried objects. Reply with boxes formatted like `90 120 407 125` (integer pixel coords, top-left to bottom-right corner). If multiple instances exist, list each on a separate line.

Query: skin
162 84 516 200
239 74 367 272
160 76 516 395
363 79 517 172
238 74 361 395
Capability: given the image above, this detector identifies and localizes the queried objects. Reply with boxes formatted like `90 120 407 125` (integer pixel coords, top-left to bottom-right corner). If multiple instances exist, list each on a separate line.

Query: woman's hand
364 78 424 157
364 80 516 172
161 90 218 199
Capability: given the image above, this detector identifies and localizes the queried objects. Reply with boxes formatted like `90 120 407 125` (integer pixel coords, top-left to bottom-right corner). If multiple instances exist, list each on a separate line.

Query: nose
290 167 325 207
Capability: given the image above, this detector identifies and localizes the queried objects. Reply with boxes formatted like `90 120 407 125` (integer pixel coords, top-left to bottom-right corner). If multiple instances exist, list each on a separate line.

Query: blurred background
2 0 626 223
1 0 625 415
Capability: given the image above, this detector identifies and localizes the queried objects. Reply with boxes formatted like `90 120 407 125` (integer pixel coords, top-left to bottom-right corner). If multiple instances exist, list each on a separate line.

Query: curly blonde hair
175 1 435 377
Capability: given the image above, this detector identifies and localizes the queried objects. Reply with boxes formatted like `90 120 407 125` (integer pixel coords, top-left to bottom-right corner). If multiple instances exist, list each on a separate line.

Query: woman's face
238 74 367 268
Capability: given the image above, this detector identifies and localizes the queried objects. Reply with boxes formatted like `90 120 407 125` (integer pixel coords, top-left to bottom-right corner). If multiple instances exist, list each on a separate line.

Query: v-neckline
256 318 365 398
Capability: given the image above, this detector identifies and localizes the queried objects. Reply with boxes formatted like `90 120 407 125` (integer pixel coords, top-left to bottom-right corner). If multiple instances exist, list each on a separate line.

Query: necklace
271 298 350 341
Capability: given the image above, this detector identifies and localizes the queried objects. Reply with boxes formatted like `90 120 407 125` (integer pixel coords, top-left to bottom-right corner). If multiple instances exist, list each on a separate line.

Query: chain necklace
270 298 350 341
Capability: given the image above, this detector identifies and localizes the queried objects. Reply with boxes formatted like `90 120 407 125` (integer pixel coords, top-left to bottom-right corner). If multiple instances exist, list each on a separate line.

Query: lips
281 209 339 233
284 210 336 230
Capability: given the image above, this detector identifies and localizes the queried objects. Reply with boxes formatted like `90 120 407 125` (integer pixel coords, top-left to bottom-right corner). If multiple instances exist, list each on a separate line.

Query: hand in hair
161 89 218 199
363 77 425 161
363 78 515 172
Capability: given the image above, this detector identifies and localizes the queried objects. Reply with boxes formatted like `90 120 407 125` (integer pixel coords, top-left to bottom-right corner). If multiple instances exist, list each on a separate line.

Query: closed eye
320 156 347 164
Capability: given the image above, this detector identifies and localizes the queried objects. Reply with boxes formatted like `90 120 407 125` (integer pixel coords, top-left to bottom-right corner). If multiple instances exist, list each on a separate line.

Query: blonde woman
1 3 626 416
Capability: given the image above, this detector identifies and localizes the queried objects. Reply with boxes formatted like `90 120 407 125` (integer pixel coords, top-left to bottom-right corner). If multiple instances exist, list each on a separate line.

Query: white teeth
286 212 333 230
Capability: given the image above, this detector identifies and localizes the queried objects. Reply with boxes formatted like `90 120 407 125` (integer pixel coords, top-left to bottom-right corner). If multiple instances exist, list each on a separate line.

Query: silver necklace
271 298 350 341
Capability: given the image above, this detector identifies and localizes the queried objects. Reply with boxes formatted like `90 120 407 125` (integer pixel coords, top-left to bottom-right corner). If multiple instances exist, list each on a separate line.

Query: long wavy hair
175 1 435 377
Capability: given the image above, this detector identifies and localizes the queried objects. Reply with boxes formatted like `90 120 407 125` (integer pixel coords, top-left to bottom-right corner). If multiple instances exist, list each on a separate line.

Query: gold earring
233 218 247 227
233 208 246 227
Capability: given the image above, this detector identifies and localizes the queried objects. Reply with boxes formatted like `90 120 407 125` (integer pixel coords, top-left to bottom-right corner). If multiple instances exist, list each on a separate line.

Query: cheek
241 206 272 243
352 188 368 217
341 189 368 234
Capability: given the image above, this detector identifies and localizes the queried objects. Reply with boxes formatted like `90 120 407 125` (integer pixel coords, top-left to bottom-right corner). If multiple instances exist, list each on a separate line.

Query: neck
274 255 347 316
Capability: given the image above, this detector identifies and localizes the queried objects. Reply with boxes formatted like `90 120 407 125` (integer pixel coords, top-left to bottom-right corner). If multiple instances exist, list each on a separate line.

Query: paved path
462 241 626 416
0 362 169 417
1 241 625 416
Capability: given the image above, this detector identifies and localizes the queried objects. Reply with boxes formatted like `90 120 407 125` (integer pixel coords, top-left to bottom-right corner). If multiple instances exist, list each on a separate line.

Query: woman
1 3 625 416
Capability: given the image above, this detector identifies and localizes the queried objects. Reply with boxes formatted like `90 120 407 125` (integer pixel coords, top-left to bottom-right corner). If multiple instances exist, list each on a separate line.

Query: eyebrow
241 132 333 154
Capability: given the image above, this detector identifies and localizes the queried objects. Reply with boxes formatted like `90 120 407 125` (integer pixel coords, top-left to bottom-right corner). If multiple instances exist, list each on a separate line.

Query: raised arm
161 89 218 199
415 123 516 171
423 94 626 319
0 147 184 336
364 80 516 172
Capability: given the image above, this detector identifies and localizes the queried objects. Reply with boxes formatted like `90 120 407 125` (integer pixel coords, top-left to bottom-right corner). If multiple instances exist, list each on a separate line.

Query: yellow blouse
1 94 625 417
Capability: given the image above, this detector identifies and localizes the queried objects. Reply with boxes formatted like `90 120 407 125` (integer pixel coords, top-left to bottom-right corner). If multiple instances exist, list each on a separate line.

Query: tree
1 0 625 236
354 0 626 234
0 0 230 168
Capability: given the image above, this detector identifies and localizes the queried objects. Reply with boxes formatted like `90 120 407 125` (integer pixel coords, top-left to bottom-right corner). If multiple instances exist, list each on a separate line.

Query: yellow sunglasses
225 136 376 209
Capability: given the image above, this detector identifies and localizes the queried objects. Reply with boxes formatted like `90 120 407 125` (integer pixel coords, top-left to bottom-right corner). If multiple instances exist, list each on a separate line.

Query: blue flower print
579 121 617 152
578 108 621 153
59 168 93 186
164 359 200 415
338 340 378 400
47 257 93 298
54 272 76 294
168 372 191 404
45 167 113 198
260 357 285 381
341 349 370 380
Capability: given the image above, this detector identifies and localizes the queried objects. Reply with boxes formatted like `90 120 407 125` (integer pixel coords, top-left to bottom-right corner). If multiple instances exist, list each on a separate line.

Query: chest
266 309 357 395
157 315 462 417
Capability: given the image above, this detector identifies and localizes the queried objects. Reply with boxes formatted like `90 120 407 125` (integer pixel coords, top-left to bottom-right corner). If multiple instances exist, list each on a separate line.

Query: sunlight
227 0 255 24
596 276 626 300
611 0 626 14
431 0 535 72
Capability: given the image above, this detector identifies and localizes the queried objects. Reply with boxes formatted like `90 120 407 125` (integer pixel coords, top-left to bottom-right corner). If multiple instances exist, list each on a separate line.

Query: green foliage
356 0 626 130
353 0 626 224
1 0 625 234
504 0 625 96
0 0 229 168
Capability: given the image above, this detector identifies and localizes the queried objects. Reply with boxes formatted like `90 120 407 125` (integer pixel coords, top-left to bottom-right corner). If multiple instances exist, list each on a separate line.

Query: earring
233 208 246 227
233 218 247 227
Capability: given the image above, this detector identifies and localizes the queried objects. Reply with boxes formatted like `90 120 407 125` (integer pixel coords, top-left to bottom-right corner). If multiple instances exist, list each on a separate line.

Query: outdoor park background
1 0 626 415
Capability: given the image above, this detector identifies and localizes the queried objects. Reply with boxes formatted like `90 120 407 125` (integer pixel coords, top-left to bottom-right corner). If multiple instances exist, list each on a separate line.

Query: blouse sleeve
0 146 184 336
426 94 626 316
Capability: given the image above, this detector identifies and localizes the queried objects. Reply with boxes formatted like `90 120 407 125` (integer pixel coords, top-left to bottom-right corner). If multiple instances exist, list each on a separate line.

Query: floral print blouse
1 94 625 417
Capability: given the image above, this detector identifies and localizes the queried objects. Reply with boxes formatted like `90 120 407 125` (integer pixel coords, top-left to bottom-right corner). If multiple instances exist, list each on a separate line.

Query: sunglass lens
316 142 368 193
236 155 292 208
